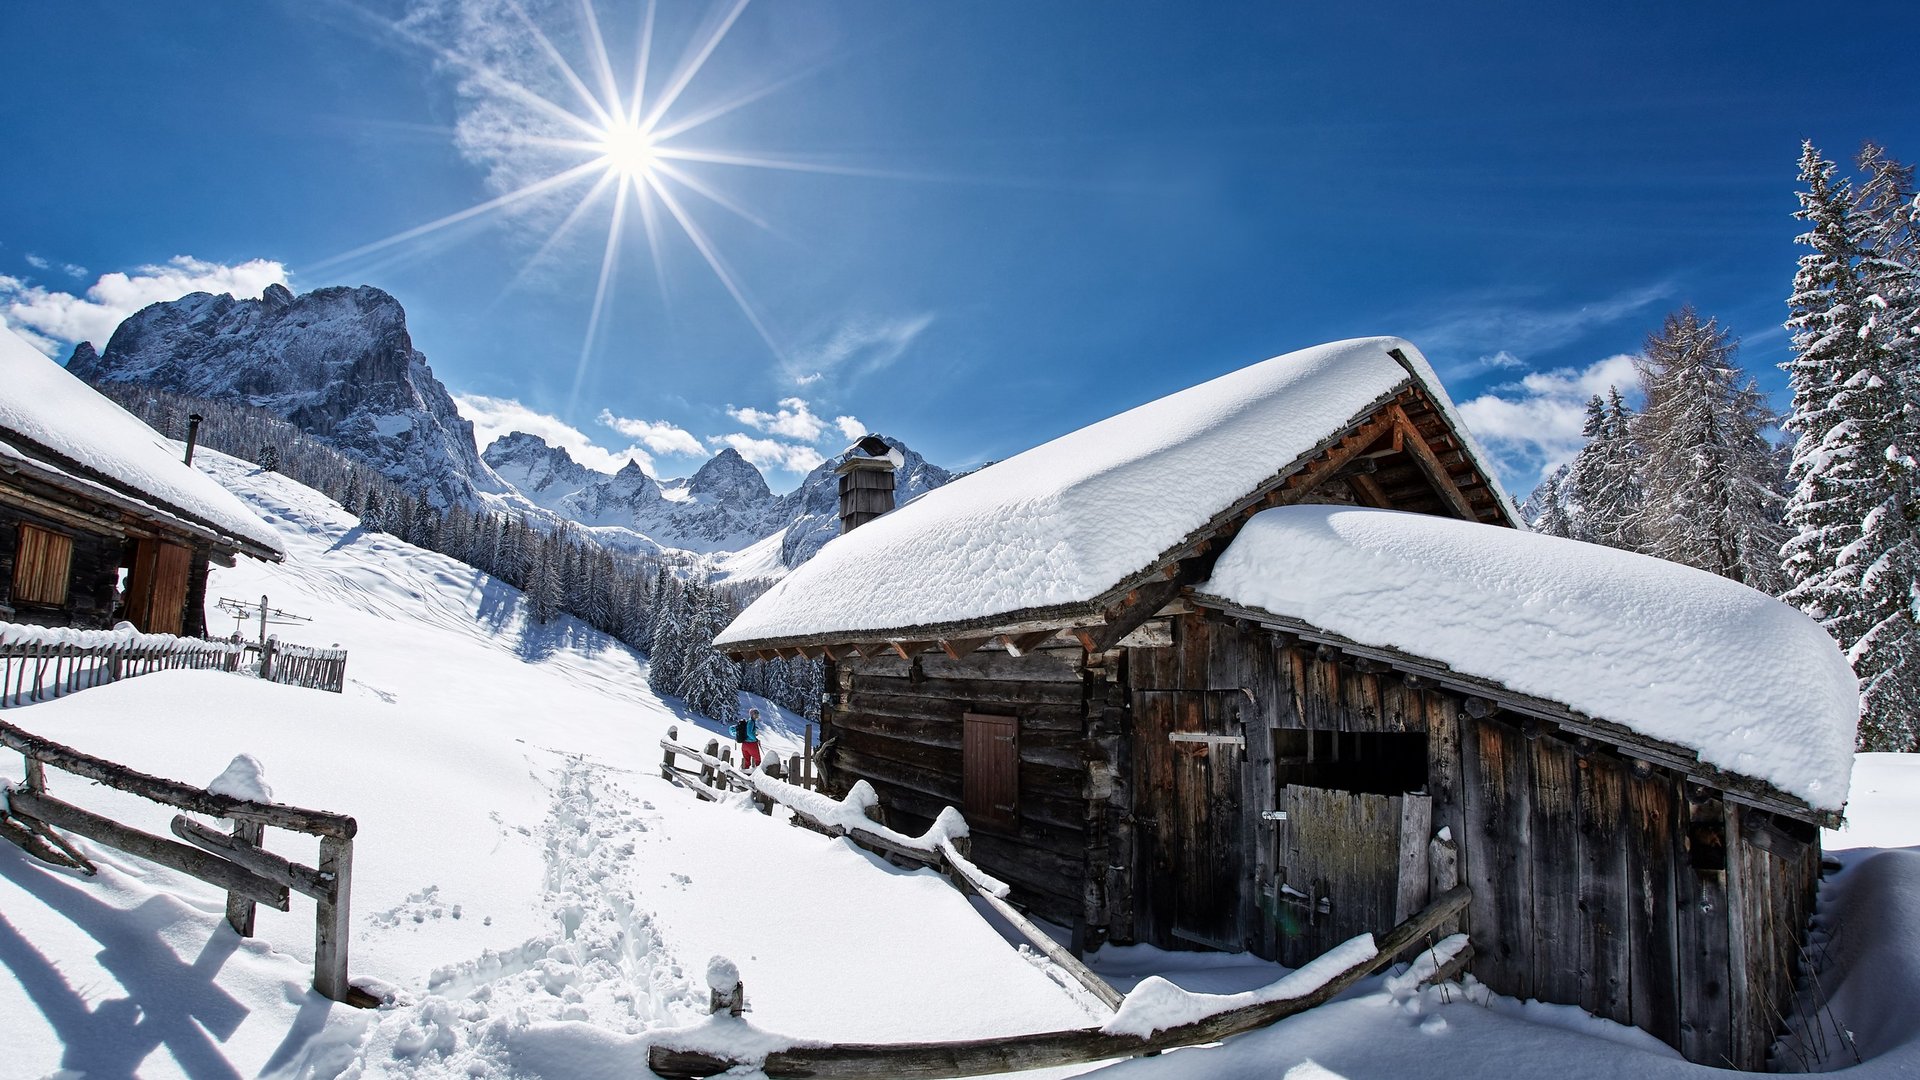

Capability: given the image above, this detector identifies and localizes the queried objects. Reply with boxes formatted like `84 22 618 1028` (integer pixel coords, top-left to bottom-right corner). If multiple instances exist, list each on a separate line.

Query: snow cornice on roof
719 337 1514 654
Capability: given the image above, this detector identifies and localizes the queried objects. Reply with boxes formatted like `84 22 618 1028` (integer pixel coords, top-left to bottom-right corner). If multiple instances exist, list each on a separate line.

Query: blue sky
5 2 1919 494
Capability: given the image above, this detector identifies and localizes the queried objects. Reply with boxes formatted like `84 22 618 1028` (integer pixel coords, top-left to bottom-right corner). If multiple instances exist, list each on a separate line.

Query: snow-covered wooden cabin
0 326 282 635
716 337 1856 1070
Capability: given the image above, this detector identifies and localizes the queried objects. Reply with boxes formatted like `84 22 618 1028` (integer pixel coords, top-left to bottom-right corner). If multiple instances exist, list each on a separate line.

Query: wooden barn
717 336 1858 1070
0 326 283 635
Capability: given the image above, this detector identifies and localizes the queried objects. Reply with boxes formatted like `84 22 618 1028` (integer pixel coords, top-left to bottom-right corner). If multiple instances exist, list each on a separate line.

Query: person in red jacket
737 708 763 770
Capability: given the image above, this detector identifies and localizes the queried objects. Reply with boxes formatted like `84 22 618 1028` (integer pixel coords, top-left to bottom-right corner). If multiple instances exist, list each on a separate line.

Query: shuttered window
963 712 1019 830
12 524 73 606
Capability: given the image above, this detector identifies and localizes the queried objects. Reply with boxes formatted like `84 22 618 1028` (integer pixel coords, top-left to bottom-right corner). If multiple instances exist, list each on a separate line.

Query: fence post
313 835 353 1002
258 636 277 682
804 723 815 790
225 818 266 936
662 725 679 779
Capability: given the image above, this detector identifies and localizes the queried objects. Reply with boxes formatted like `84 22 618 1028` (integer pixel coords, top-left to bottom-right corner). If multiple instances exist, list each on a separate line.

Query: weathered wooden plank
1460 714 1533 999
1395 794 1432 923
1528 736 1582 1007
649 885 1474 1080
1626 771 1681 1049
1677 792 1733 1067
0 719 355 837
847 649 1085 684
8 789 289 909
171 815 334 902
1575 752 1630 1025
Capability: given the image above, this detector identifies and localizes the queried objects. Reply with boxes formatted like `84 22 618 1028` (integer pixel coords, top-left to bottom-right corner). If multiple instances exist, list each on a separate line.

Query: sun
597 122 658 180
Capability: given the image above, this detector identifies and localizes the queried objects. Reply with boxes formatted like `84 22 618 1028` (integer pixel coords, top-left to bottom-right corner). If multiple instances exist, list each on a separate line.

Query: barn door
1134 689 1248 951
1271 785 1432 966
963 712 1019 830
125 539 192 635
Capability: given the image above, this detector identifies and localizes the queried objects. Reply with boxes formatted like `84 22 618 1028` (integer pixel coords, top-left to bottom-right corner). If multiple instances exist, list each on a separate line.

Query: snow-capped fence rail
0 620 346 706
650 884 1474 1079
659 728 1128 1012
0 717 374 1007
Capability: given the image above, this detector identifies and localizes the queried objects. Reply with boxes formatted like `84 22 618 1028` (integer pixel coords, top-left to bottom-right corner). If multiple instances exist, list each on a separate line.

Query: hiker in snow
736 708 763 770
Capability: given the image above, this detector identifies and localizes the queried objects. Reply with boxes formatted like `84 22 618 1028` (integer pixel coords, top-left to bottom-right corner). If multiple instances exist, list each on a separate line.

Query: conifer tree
1533 471 1576 538
258 443 280 472
1634 308 1788 591
1566 388 1644 551
1782 141 1920 750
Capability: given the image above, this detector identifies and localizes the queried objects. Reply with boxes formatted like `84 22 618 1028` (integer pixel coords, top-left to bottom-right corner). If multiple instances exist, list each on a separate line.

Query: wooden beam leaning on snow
657 733 1128 1013
650 885 1474 1079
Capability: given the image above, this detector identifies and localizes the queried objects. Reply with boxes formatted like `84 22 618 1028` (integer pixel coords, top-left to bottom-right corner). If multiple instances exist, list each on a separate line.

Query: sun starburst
317 0 869 409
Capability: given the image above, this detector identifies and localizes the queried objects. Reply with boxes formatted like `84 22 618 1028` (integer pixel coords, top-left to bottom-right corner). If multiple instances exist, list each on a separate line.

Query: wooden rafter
1001 631 1056 657
1387 405 1479 520
938 636 992 661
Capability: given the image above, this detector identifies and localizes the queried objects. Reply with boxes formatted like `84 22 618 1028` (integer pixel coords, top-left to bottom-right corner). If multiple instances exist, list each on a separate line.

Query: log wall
0 508 123 630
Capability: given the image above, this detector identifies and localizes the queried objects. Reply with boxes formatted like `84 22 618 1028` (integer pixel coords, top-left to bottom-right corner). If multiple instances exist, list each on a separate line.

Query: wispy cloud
1407 282 1671 376
455 392 659 474
709 432 825 473
0 256 288 354
785 312 934 387
1456 353 1640 489
23 254 47 270
597 409 704 457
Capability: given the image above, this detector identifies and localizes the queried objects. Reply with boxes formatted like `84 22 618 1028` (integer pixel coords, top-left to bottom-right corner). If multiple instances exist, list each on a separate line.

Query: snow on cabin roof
719 337 1510 648
1198 506 1857 813
0 325 284 556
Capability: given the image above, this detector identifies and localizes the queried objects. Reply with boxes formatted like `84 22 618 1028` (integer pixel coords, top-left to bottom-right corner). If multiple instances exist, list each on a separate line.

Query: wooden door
962 712 1019 830
1134 689 1248 951
1272 785 1432 966
125 539 192 635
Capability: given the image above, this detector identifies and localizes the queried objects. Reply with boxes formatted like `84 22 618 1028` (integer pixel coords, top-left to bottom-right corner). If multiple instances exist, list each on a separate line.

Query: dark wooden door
962 712 1019 829
1134 689 1248 951
1272 786 1431 966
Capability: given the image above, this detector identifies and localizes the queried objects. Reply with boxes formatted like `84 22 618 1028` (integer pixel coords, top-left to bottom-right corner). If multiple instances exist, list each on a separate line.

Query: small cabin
0 327 282 635
717 337 1856 1071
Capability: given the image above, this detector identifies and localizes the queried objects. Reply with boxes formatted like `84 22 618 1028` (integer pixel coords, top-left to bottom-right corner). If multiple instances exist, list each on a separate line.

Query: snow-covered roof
0 325 283 556
1197 506 1857 813
719 337 1509 647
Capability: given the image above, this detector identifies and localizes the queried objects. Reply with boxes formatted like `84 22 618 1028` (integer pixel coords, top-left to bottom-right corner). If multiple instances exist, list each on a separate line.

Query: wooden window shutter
12 525 73 606
126 538 192 635
963 712 1019 829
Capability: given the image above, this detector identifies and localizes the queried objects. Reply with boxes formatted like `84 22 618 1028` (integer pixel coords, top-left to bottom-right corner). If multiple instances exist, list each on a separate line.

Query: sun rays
316 0 860 408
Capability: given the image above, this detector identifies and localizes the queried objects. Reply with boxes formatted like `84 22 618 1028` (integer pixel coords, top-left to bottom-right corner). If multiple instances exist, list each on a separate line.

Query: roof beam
1387 405 1479 521
938 636 992 661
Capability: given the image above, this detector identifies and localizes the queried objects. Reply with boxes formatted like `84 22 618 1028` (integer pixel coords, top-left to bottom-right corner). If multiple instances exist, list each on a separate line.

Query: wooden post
662 725 679 779
258 637 277 682
703 739 721 786
225 818 266 936
804 723 815 789
313 835 353 1002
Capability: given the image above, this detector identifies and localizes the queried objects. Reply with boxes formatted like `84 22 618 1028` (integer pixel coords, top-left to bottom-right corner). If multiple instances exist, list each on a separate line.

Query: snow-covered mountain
482 430 953 565
67 283 504 508
67 282 954 571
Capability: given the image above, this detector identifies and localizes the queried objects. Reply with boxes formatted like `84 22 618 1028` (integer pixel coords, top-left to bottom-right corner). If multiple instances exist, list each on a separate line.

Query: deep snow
1 450 1917 1080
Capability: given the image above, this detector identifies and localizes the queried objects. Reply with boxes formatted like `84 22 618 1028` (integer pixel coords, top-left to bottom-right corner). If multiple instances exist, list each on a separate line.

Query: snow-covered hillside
3 453 1920 1079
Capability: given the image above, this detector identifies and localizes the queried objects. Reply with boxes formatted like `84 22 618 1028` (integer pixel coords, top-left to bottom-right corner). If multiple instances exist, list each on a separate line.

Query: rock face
484 431 603 511
68 284 501 507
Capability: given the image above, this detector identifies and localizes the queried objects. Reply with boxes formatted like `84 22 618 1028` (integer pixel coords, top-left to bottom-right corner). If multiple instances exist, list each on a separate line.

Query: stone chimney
835 434 900 533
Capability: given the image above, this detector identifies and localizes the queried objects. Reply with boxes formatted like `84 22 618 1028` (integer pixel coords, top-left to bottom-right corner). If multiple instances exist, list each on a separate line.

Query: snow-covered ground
2 452 1918 1079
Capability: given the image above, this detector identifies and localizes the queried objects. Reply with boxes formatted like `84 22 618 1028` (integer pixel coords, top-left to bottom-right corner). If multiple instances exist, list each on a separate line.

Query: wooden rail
0 716 370 1005
0 621 347 707
659 731 1127 1013
650 885 1473 1078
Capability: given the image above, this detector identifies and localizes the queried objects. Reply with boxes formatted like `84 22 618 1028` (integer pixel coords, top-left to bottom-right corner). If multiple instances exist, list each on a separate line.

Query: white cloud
1456 353 1640 488
62 264 86 279
785 313 934 387
728 397 831 441
1411 283 1670 363
0 256 289 354
834 415 865 440
597 410 705 457
709 433 825 473
454 392 655 475
24 254 48 270
1480 349 1523 370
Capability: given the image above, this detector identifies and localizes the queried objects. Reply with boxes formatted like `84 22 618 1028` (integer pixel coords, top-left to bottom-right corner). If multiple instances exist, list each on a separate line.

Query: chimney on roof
183 413 204 466
836 434 899 533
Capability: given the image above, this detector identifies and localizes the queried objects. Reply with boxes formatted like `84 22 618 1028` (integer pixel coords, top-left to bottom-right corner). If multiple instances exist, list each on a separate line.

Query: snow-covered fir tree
1782 141 1920 750
679 586 741 725
1565 387 1644 551
647 576 690 698
1633 308 1788 591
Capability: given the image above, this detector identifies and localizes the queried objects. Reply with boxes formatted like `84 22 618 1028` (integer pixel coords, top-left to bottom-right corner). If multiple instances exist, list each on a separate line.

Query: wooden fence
0 623 346 707
0 717 373 1006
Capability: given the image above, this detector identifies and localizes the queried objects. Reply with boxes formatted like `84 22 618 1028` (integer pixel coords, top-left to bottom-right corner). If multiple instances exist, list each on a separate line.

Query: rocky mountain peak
69 283 500 508
688 447 772 503
65 340 99 370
